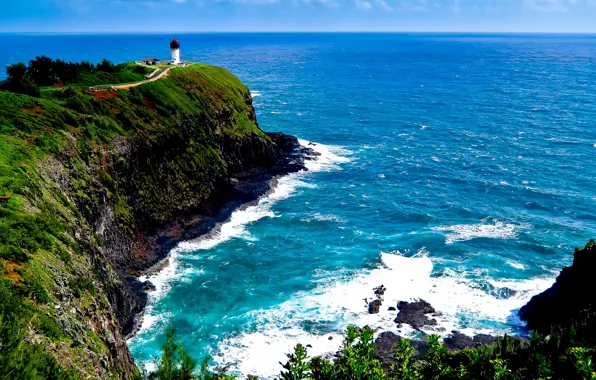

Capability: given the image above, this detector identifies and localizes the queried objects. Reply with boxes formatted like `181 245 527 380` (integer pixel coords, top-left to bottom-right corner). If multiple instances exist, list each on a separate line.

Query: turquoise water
1 33 596 377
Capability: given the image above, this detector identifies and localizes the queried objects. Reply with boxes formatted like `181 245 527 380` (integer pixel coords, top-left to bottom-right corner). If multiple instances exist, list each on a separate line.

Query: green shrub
24 275 51 304
70 275 96 298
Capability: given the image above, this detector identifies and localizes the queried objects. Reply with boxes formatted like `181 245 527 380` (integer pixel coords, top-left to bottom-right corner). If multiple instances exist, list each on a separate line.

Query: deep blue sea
2 33 596 377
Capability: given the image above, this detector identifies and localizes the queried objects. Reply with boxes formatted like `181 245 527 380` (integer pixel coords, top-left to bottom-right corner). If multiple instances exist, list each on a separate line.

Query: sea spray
214 250 556 378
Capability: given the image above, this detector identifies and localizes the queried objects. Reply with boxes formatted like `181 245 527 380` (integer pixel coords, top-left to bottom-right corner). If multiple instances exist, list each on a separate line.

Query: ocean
2 33 595 378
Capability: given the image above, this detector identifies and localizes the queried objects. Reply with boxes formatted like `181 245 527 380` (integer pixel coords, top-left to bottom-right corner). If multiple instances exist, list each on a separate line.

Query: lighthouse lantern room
170 38 181 65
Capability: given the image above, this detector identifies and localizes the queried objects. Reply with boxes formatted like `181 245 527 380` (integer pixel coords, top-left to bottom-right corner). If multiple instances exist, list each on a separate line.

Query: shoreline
124 137 317 340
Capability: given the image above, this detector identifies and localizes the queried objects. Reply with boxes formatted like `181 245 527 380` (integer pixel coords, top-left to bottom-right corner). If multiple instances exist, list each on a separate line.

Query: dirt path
111 67 171 90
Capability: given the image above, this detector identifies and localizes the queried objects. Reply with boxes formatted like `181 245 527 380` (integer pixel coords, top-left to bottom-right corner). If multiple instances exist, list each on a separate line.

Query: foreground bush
143 328 236 380
280 326 596 380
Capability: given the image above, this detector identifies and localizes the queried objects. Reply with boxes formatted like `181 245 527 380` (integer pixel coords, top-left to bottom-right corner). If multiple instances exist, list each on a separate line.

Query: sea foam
213 250 555 378
133 140 352 337
431 218 527 244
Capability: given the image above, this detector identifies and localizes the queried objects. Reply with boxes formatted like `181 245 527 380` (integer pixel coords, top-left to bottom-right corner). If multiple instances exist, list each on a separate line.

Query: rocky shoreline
123 133 316 338
363 286 520 369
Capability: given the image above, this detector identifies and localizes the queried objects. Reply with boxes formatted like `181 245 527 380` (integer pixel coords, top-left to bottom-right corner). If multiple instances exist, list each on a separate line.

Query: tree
153 328 197 380
28 56 57 86
6 62 39 96
96 59 116 73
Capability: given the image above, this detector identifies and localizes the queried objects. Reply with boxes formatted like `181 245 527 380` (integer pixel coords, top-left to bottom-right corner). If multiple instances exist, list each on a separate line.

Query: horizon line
2 31 596 35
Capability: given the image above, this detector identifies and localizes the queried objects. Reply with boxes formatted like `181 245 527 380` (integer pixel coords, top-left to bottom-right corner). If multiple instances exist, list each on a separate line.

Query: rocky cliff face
0 64 308 378
519 240 596 341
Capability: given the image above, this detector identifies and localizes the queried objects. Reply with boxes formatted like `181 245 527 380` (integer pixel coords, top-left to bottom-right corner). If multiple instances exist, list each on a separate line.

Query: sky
1 0 595 33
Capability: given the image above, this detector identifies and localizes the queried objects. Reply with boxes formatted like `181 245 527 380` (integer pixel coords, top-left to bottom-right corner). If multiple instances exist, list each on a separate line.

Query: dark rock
444 331 500 351
141 281 156 292
368 299 383 314
328 336 333 340
519 241 596 337
375 330 503 371
398 299 435 314
444 331 475 351
388 306 396 311
374 285 386 296
395 299 437 329
473 334 499 347
374 332 428 370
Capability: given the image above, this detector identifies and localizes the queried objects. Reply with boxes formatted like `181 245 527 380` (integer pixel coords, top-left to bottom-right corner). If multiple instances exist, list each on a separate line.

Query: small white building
140 57 160 65
170 38 181 65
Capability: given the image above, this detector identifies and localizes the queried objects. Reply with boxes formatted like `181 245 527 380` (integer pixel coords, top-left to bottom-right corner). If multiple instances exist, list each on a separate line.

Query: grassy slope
69 62 152 87
0 64 265 378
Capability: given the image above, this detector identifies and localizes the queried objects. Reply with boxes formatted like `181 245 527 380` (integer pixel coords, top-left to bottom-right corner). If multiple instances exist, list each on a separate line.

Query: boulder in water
368 299 383 314
394 299 437 329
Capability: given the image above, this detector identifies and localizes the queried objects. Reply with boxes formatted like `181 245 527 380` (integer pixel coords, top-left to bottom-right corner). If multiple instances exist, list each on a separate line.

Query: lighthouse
170 38 181 65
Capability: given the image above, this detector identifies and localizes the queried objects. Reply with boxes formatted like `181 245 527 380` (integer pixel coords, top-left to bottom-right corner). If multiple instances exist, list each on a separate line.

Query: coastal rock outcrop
374 332 429 370
367 285 387 314
373 330 500 370
394 299 437 329
519 240 596 339
443 331 498 351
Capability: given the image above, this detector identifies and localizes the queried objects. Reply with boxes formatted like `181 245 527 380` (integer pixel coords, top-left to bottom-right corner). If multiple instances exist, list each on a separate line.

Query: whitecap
312 213 345 223
251 91 262 97
431 218 526 244
506 260 526 270
299 139 353 172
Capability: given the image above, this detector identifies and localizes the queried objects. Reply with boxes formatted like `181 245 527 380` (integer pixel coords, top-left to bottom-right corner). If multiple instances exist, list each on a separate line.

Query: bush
279 326 596 380
144 328 236 380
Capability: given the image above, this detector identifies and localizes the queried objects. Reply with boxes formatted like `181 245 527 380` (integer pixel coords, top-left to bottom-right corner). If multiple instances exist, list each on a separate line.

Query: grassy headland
0 57 274 379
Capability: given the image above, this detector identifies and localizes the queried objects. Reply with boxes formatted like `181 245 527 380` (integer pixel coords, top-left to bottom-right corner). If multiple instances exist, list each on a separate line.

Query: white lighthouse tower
170 38 181 65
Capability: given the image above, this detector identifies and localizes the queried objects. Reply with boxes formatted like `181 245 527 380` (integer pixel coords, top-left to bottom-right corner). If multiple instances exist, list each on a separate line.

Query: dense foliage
6 56 151 95
280 325 596 380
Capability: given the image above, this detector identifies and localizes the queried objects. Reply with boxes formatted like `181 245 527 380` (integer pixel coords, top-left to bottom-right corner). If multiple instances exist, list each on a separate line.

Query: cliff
0 64 308 378
519 239 596 341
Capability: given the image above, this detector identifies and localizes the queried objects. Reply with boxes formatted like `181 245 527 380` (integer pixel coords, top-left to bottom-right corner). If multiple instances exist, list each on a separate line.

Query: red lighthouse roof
171 38 178 43
170 38 180 49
